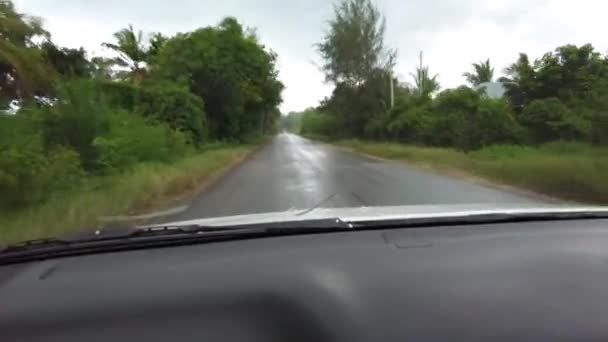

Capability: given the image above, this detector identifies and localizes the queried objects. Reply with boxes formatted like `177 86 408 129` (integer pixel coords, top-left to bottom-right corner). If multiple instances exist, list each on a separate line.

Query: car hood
144 203 608 228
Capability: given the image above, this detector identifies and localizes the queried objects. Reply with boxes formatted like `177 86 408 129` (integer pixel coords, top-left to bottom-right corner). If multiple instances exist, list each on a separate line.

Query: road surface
170 133 541 221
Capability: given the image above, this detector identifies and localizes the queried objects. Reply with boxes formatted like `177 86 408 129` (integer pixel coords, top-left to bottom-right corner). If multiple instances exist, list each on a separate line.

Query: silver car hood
145 203 608 228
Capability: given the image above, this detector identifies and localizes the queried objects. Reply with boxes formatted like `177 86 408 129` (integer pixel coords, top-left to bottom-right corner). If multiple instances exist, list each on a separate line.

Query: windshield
1 0 607 245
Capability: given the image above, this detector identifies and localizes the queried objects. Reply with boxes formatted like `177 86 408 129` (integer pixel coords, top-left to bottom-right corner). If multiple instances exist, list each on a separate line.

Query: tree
463 59 494 86
533 44 608 103
317 0 396 87
410 52 439 99
499 53 537 112
500 45 608 113
519 98 587 143
102 25 148 84
147 32 167 63
152 17 283 140
0 0 52 105
315 0 396 137
40 42 91 78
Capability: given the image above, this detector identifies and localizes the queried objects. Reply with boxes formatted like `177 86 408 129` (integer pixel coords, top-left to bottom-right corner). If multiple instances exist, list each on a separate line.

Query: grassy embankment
0 146 252 243
337 140 608 204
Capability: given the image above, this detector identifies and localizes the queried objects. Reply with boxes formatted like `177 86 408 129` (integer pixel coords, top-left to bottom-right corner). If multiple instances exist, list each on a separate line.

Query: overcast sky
14 0 608 113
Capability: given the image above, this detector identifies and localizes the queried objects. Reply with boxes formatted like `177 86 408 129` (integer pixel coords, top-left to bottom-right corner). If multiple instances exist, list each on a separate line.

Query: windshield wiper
2 209 608 265
0 218 352 265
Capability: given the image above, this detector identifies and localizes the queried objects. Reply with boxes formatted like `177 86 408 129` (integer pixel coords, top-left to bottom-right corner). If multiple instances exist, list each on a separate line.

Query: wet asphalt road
171 133 540 221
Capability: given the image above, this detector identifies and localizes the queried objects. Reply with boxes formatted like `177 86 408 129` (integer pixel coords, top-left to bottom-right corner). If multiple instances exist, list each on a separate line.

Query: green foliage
146 32 168 63
319 69 392 137
316 42 608 152
0 147 251 243
500 53 536 112
474 97 525 146
1 78 196 210
0 0 53 104
40 41 91 79
519 98 587 143
314 0 396 138
501 45 608 112
0 2 284 241
98 80 140 109
366 86 521 151
100 80 207 144
534 44 608 103
430 87 520 150
392 107 436 143
300 109 342 139
0 141 82 207
93 110 191 171
136 83 206 144
0 115 82 207
42 80 110 170
152 17 283 141
37 79 196 173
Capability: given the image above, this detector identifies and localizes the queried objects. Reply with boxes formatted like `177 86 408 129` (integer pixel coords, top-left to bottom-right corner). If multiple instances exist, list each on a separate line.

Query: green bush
458 97 523 150
38 80 194 174
42 80 110 170
387 104 436 144
0 135 82 207
100 81 207 144
429 87 481 149
93 110 192 171
0 114 83 207
136 83 207 145
0 80 197 210
300 109 342 139
364 110 392 140
98 80 140 110
425 87 522 150
519 98 587 143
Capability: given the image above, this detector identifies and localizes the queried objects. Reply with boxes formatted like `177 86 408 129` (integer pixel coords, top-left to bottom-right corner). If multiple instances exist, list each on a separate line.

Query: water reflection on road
172 133 541 221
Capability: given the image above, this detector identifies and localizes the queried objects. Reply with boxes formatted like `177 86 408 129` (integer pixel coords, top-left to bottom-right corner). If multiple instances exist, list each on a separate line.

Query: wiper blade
99 217 353 241
0 218 351 265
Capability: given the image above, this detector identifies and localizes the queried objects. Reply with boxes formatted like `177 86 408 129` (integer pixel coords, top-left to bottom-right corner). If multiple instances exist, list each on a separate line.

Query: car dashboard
2 218 608 341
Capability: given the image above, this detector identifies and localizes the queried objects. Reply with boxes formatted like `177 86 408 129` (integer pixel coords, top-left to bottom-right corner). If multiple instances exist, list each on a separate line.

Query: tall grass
0 146 251 243
338 140 608 204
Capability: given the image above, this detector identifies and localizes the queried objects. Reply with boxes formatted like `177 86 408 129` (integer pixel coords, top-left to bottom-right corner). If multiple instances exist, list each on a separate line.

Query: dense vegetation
0 1 283 211
291 0 608 152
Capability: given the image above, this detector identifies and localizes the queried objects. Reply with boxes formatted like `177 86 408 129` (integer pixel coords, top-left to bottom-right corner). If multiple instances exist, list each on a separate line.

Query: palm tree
102 25 148 84
463 59 494 86
410 52 440 98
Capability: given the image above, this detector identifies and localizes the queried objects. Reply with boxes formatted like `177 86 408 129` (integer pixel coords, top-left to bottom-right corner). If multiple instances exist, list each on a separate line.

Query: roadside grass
0 146 252 244
337 140 608 204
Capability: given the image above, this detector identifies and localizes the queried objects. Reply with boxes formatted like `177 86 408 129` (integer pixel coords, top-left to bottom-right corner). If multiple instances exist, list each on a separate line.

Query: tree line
291 0 608 151
0 0 283 208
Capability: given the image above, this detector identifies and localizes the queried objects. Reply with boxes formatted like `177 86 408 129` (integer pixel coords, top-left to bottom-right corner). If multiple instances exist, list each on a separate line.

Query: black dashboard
3 218 608 341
